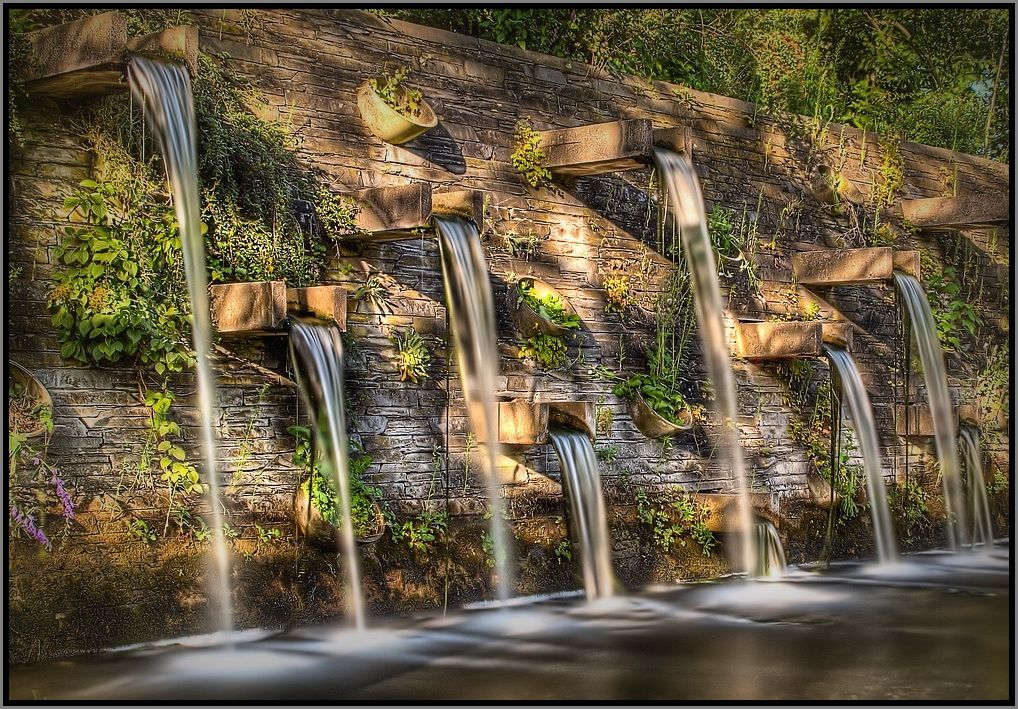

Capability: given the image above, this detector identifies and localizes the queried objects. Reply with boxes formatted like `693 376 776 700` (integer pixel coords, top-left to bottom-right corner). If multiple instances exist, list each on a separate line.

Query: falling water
753 520 787 578
434 216 512 601
128 56 232 633
959 426 993 549
653 148 756 575
288 318 365 629
893 273 969 549
548 428 615 600
825 345 897 564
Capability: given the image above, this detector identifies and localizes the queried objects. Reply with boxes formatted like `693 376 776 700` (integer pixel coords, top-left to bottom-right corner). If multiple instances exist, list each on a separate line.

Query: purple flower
31 455 42 466
51 473 75 520
9 504 51 550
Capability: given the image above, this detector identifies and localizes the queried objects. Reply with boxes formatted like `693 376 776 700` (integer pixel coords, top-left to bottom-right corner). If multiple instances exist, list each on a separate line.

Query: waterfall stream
894 273 968 549
288 318 365 628
959 426 993 549
753 520 787 578
825 344 897 564
434 216 512 600
653 148 756 575
548 428 615 600
128 55 233 634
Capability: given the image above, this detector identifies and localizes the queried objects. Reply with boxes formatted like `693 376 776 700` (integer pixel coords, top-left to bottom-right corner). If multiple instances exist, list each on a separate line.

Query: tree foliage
378 9 1009 161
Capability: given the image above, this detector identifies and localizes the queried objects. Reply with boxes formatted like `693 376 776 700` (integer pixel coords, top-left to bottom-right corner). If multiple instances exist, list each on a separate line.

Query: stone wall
6 8 1010 662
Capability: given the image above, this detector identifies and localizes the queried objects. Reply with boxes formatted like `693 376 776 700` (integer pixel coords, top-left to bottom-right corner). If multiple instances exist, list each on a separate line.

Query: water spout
288 318 366 629
825 344 897 564
652 148 756 575
434 216 513 601
548 428 615 600
128 55 233 634
959 426 993 549
753 520 787 578
893 273 969 549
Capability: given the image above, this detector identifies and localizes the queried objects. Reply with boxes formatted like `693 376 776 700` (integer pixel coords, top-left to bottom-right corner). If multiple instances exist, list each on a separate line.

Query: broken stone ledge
735 320 822 360
210 281 348 335
19 11 198 98
334 185 486 241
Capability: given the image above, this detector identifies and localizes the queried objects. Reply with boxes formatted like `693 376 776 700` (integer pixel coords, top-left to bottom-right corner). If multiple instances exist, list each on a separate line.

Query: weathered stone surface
652 126 693 157
698 493 776 532
895 404 957 438
820 321 853 351
210 281 287 335
286 285 348 329
548 401 597 441
792 247 894 286
892 250 921 280
736 321 822 360
126 25 199 76
341 184 433 239
489 400 549 445
900 192 1009 229
539 119 653 177
431 189 485 231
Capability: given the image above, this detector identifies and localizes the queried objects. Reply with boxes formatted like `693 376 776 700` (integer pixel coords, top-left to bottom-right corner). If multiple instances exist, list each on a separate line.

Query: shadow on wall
396 121 467 175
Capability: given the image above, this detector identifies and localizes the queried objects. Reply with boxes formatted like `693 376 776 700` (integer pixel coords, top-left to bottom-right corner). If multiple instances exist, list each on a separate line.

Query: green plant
392 327 431 383
635 489 716 556
369 65 424 119
986 471 1008 495
516 280 580 329
707 204 759 294
503 228 542 258
354 273 392 311
511 118 552 188
888 479 930 546
49 180 195 375
923 265 982 354
480 529 496 568
127 518 158 544
595 405 613 438
602 273 637 314
389 509 449 553
518 333 569 369
613 373 691 427
553 539 573 562
869 141 905 209
289 425 381 538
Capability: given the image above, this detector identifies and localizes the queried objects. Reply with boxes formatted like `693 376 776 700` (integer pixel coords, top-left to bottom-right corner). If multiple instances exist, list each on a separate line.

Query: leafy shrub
518 333 569 369
511 118 552 188
635 489 716 556
613 373 691 427
392 327 431 383
369 65 424 119
517 280 580 329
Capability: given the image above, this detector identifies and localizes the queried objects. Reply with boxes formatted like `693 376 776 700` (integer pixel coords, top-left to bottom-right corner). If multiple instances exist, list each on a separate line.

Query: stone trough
487 400 597 446
894 403 958 438
792 247 922 286
735 320 822 360
333 185 486 241
209 281 348 335
18 11 198 98
537 119 654 178
899 193 1009 230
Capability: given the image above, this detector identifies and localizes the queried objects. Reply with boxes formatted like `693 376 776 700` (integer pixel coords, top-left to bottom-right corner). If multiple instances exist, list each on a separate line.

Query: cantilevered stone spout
18 11 197 98
537 119 653 178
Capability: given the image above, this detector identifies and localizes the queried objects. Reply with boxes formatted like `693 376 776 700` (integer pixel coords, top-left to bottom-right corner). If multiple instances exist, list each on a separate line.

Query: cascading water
434 216 512 600
128 56 232 633
753 520 787 578
548 428 615 600
288 318 366 629
959 426 993 549
652 148 756 575
824 344 897 564
893 273 969 549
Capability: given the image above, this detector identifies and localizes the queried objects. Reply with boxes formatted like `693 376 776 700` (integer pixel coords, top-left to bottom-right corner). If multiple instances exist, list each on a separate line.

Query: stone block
20 11 197 98
894 404 957 438
489 400 549 446
820 322 852 351
548 401 597 441
791 247 893 286
900 192 1009 229
735 321 821 360
210 281 287 335
538 119 653 178
891 250 921 280
698 493 776 532
340 184 433 240
431 189 485 231
286 285 348 329
652 126 693 157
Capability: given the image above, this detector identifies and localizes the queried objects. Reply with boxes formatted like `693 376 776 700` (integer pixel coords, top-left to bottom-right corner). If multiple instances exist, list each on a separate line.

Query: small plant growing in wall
512 118 552 188
518 333 569 370
392 327 432 383
635 489 716 557
516 279 581 330
369 65 424 120
602 273 637 314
